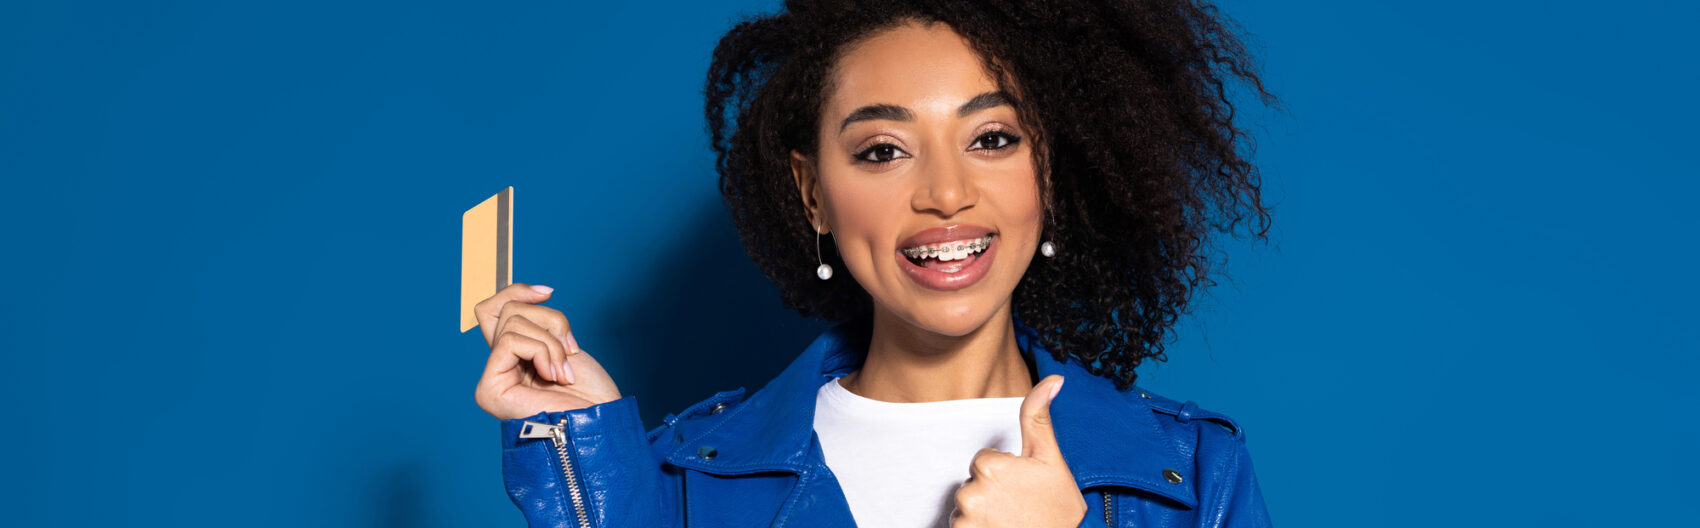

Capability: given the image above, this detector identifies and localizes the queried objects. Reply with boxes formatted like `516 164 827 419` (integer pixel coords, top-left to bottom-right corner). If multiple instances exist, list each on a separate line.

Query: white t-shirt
812 377 1026 528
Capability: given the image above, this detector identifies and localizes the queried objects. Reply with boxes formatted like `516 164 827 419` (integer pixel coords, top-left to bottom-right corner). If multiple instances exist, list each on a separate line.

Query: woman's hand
472 283 622 420
951 375 1087 528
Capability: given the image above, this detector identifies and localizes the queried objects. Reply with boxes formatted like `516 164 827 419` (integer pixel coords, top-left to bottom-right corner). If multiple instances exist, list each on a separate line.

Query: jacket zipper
1103 489 1115 527
521 420 592 528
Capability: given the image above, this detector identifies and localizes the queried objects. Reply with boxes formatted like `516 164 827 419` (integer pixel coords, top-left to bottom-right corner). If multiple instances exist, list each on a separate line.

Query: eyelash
970 130 1022 152
851 130 1023 166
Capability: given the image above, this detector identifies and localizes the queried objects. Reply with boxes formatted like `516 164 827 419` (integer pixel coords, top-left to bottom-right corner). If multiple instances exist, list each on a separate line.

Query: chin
901 295 1006 338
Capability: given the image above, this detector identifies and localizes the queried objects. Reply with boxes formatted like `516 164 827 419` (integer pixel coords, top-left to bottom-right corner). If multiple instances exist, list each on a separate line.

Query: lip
896 224 998 292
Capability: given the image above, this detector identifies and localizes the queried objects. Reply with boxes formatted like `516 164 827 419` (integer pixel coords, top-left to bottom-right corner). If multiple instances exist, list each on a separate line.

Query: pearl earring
815 219 833 280
1039 241 1057 257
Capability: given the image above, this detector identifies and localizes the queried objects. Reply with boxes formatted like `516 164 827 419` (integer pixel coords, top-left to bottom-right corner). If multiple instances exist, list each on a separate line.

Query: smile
895 228 998 291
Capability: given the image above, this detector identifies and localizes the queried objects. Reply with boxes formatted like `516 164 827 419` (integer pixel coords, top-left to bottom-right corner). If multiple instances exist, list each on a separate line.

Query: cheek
820 174 906 262
985 167 1044 238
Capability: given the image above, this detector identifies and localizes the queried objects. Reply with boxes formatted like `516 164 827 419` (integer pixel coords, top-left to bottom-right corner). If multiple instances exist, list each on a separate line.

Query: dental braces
901 235 994 260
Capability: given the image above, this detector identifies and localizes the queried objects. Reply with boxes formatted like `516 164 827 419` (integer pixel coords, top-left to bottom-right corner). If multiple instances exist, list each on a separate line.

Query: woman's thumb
1019 375 1065 461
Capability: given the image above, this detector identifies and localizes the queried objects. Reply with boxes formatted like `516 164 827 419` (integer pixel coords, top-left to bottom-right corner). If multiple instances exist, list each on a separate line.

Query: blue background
3 0 1695 526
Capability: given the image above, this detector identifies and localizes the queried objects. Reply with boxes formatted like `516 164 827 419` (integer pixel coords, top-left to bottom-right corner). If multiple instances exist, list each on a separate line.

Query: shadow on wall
608 192 830 427
369 462 426 528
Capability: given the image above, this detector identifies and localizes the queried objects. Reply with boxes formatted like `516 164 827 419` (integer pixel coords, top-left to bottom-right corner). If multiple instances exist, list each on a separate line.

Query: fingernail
1048 378 1063 401
565 332 581 355
562 362 576 384
529 284 554 294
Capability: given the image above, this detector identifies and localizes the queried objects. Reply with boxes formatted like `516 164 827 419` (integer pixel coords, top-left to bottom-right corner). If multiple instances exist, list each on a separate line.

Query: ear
790 150 827 233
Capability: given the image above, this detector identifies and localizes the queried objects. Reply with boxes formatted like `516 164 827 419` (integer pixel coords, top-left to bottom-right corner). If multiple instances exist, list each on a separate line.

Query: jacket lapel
663 327 854 475
1017 324 1199 508
665 321 1197 511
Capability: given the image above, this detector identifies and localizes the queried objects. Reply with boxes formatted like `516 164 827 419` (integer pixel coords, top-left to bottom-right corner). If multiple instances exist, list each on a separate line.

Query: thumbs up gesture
950 375 1088 527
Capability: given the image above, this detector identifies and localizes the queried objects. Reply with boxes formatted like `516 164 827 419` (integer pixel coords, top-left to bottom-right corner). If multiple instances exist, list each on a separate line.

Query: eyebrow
837 91 1014 133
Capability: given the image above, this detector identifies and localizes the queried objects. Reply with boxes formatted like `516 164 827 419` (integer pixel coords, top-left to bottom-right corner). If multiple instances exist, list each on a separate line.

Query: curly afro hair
705 0 1275 390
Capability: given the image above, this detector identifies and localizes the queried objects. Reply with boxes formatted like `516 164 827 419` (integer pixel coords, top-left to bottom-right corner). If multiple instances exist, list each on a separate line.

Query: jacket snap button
710 402 729 414
1163 469 1183 484
697 446 718 460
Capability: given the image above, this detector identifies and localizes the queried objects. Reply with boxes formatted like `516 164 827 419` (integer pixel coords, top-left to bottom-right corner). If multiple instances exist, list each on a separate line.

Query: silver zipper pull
520 420 564 441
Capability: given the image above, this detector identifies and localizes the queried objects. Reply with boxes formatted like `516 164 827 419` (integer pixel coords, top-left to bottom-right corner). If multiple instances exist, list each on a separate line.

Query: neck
841 301 1034 402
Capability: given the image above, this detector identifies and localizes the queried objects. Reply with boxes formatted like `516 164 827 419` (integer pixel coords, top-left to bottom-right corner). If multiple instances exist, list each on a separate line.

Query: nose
911 150 979 217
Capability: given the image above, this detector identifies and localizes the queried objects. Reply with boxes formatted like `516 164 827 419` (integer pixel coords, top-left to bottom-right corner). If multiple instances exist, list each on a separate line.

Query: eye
853 143 910 165
970 131 1021 151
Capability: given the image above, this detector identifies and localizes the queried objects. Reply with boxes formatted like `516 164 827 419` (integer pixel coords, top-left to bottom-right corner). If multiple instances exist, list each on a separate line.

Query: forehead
825 22 1001 118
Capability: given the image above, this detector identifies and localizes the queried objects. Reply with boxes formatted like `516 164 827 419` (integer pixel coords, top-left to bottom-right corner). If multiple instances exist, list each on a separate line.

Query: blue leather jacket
500 322 1272 527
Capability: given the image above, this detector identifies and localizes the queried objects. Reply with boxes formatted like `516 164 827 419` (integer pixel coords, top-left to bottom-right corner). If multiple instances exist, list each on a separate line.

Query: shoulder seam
1207 422 1244 518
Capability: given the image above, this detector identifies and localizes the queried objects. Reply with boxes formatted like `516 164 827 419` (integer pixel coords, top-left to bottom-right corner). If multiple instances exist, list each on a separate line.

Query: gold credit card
460 186 513 332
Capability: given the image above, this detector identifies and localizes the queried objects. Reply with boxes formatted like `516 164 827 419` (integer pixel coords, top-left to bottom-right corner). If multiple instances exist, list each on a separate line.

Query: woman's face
794 20 1043 338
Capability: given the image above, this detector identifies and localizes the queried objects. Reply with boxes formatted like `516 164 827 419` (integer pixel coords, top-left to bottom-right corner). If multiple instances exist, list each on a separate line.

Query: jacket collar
664 320 1198 508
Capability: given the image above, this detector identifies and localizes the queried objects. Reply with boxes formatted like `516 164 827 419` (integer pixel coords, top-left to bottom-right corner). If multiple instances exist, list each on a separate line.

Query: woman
474 0 1275 526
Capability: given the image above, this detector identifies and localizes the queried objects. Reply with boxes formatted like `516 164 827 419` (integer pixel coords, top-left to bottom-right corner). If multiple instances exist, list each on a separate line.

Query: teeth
902 235 994 260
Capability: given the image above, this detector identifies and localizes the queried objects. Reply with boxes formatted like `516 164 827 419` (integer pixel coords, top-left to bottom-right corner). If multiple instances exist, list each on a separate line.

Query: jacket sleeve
1197 425 1272 528
500 396 683 527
